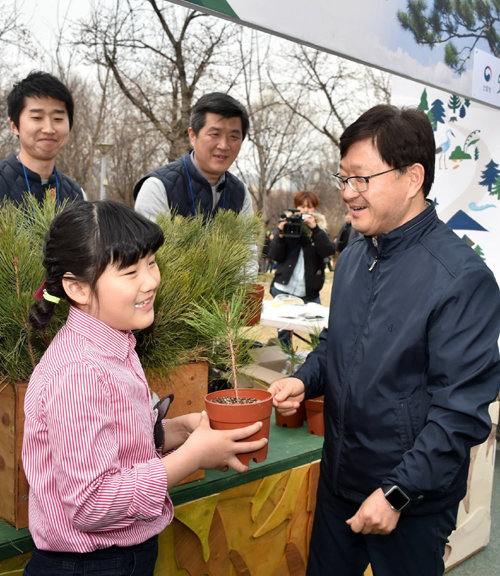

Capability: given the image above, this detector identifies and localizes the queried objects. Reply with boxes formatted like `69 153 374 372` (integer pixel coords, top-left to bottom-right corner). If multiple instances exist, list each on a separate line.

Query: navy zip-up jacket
297 203 500 515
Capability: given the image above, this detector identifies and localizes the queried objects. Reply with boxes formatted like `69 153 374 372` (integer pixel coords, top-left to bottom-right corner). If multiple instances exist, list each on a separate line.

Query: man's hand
346 488 401 535
268 377 305 416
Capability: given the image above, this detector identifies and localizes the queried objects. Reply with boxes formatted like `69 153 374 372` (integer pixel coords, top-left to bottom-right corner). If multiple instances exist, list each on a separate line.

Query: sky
12 0 499 108
19 0 88 41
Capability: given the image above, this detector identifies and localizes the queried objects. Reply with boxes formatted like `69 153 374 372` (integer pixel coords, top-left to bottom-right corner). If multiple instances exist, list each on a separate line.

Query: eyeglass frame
332 165 410 193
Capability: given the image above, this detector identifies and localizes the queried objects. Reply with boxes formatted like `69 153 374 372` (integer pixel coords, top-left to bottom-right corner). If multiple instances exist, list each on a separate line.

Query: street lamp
96 143 113 200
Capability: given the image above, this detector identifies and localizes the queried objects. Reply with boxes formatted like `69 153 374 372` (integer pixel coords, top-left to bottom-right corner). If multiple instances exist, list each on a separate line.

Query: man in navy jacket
0 72 84 208
269 105 500 576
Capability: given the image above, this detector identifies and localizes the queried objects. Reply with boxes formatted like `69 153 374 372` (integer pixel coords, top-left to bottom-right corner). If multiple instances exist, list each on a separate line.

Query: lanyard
19 158 60 216
183 155 225 216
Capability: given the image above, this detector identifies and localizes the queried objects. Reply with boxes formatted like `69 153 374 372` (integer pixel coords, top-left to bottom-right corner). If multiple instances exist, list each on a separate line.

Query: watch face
385 486 410 510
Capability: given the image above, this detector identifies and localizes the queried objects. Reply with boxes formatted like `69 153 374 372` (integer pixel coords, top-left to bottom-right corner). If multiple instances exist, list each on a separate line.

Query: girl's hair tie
42 289 61 305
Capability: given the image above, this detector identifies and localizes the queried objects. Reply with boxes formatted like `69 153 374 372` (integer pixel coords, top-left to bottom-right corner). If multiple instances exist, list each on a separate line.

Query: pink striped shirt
22 306 173 552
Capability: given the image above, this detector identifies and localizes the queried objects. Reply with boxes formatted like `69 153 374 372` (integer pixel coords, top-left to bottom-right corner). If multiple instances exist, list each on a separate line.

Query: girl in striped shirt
22 200 266 576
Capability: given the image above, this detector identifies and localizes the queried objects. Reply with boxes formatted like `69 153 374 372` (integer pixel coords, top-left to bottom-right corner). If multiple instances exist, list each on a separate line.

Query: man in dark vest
134 92 253 223
0 71 85 208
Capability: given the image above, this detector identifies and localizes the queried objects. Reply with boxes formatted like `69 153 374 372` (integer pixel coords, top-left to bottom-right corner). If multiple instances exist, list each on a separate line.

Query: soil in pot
305 396 325 436
205 388 272 465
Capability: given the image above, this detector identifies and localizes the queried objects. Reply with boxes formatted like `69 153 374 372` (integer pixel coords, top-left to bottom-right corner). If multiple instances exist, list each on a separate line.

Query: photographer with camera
269 190 336 349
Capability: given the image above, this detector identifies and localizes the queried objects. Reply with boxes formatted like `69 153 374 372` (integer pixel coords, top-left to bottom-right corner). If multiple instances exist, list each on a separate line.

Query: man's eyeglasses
332 166 408 193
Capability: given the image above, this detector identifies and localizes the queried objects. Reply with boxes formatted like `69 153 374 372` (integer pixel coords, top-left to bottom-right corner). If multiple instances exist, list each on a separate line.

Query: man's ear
407 163 425 199
187 126 196 147
9 118 19 137
62 275 91 306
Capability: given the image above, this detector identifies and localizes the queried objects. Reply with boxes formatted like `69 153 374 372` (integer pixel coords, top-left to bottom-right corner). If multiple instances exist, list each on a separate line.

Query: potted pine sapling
134 210 264 417
185 289 273 465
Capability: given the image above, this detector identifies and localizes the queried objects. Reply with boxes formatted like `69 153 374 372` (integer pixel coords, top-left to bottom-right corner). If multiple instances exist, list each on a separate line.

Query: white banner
473 48 500 108
392 76 500 283
171 0 500 109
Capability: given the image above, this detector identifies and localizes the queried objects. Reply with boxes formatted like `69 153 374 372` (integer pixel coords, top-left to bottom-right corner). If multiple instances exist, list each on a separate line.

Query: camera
280 209 303 238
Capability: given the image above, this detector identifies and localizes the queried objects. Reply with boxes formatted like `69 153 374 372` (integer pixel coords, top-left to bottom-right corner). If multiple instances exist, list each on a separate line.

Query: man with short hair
0 71 84 207
134 92 253 223
269 104 500 576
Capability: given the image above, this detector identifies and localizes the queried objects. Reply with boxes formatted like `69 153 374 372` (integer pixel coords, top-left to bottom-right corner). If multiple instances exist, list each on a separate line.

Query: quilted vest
0 153 83 207
133 153 245 222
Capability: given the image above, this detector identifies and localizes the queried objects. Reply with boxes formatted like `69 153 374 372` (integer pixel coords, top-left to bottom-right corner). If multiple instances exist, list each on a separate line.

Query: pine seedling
135 210 263 374
184 288 256 400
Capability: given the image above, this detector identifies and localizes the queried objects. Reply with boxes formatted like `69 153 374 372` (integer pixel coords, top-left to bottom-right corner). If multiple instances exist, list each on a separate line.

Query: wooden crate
146 362 209 419
0 363 209 528
0 381 29 529
146 362 209 484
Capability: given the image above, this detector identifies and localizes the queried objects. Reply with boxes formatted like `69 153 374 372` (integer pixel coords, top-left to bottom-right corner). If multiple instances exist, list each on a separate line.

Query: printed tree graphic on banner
428 99 446 130
419 89 429 112
459 98 471 119
492 176 500 201
448 94 461 115
479 159 500 192
474 245 485 261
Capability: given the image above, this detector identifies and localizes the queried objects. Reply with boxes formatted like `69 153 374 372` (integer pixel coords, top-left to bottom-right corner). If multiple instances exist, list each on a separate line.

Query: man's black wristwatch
382 485 410 512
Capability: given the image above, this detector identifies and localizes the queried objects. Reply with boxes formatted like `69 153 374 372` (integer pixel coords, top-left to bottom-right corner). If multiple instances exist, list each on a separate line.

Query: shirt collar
65 306 136 361
367 202 438 257
189 150 226 190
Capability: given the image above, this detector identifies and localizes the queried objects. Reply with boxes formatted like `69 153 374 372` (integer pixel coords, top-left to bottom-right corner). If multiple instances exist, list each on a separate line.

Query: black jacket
335 221 361 253
297 204 500 515
269 219 336 301
0 153 83 207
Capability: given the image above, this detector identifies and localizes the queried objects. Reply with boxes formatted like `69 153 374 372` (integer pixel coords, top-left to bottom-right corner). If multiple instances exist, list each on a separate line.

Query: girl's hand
162 412 202 452
161 412 268 486
186 412 267 472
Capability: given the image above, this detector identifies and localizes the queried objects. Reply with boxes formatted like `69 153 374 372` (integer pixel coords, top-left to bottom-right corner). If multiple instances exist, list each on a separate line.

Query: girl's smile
82 253 160 331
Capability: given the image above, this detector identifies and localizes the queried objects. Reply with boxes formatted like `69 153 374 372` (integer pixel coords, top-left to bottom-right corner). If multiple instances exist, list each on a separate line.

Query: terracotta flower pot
243 283 265 326
305 396 325 436
274 402 305 428
205 388 273 465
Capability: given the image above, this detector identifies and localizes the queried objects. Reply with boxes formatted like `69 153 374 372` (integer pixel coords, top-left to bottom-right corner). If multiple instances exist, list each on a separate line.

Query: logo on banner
473 49 500 107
